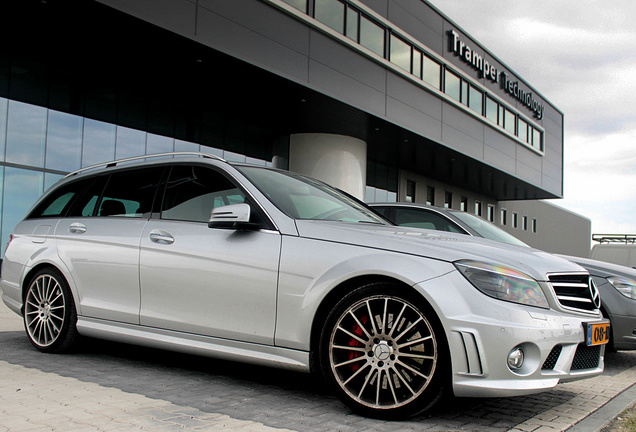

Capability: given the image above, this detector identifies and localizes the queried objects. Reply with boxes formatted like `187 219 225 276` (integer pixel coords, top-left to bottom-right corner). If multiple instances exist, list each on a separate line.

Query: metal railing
592 234 636 244
64 152 226 178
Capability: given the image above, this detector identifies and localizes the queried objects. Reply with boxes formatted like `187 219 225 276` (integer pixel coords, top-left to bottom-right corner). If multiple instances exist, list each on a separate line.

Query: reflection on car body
371 202 636 351
1 153 608 419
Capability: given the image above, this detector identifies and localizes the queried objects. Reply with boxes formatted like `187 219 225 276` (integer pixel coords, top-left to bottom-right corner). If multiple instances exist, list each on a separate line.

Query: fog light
508 348 524 370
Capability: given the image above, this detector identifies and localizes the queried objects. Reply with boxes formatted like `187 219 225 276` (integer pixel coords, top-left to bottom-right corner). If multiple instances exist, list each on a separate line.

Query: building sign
449 30 544 119
500 72 545 119
449 30 499 83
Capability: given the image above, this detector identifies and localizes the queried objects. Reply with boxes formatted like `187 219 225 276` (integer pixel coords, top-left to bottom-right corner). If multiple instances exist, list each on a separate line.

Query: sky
429 0 636 237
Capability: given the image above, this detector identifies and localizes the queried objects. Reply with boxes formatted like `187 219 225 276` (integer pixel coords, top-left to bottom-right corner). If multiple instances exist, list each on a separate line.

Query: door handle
68 223 87 234
149 231 174 244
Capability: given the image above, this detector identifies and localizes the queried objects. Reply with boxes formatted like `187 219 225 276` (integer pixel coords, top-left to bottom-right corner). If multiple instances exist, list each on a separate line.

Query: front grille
548 274 598 312
542 345 562 370
571 344 601 370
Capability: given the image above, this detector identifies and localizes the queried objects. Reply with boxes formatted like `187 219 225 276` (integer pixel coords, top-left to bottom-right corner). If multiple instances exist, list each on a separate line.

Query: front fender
274 235 455 350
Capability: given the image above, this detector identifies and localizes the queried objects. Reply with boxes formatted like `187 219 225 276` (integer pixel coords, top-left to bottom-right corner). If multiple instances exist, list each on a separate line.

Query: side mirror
208 203 261 230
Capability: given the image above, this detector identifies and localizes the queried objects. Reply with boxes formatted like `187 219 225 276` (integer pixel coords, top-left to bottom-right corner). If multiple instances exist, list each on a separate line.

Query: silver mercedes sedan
1 153 608 419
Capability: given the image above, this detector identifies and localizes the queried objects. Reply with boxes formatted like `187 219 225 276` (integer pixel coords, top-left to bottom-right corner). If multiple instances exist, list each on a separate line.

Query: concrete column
288 133 367 200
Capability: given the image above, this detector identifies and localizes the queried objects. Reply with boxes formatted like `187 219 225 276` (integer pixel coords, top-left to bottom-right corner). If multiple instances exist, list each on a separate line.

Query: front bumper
415 271 606 398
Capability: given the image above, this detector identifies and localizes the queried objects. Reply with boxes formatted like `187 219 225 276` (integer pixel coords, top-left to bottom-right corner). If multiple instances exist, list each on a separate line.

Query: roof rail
592 234 636 244
64 152 226 178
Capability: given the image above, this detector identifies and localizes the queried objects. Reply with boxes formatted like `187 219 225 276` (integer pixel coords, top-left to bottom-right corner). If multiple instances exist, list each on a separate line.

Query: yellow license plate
586 322 610 346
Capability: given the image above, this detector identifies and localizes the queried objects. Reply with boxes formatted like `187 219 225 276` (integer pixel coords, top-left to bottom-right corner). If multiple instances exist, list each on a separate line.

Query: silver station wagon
1 153 609 419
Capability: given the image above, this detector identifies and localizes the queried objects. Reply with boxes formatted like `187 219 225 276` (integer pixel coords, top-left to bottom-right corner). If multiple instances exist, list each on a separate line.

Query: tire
23 268 78 353
319 283 447 419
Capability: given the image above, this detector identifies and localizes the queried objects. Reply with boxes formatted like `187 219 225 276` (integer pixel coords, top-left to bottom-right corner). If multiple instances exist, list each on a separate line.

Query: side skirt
76 316 310 372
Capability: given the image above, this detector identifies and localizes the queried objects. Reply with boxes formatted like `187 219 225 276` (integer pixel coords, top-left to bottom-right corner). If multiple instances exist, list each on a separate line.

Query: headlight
455 260 549 309
607 276 636 299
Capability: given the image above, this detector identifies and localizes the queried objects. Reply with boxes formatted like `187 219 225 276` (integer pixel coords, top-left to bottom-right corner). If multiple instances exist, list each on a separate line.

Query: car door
139 164 281 345
55 166 165 324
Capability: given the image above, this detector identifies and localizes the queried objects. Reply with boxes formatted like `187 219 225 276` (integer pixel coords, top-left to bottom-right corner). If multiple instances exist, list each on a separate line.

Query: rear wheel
23 268 78 353
320 283 446 419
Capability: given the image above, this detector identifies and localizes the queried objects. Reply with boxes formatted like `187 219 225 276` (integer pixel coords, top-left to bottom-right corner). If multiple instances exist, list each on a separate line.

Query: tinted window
372 206 391 218
66 177 106 217
95 167 164 217
393 208 463 233
162 165 246 223
453 211 528 247
28 178 95 219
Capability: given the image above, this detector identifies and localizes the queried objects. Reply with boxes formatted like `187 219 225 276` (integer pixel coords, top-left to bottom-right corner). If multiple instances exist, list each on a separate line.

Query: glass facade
315 0 345 33
365 159 398 203
281 0 307 13
346 8 358 40
518 118 528 143
468 86 483 114
422 56 441 89
444 70 461 102
390 35 411 72
359 15 384 57
6 101 47 167
485 97 498 124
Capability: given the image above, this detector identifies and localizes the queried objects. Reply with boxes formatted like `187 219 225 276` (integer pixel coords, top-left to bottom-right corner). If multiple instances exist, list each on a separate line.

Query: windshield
237 166 388 224
452 211 529 247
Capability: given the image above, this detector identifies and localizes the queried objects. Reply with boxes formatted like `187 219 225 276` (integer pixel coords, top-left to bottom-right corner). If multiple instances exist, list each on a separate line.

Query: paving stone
2 303 636 432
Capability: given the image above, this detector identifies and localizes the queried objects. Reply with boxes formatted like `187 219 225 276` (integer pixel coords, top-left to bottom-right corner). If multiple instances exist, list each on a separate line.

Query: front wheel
319 283 446 419
23 268 78 353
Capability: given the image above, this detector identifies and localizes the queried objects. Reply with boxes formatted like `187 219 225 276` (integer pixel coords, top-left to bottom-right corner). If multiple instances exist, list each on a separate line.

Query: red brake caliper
348 315 368 372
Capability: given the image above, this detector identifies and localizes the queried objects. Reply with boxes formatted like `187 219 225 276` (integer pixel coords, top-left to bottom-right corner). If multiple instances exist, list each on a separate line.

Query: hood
295 220 585 281
557 254 636 279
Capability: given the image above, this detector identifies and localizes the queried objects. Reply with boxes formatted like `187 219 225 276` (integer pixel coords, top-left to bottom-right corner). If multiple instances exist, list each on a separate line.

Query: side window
394 208 463 233
27 177 96 219
162 165 246 223
94 167 164 218
67 177 107 217
371 206 391 218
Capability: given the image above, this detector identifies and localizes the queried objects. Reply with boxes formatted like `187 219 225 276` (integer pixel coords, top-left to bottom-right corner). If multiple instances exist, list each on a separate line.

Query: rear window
64 166 165 218
27 178 96 219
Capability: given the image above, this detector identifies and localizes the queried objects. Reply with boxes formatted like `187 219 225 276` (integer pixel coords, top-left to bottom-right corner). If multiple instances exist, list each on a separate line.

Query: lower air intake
571 344 601 370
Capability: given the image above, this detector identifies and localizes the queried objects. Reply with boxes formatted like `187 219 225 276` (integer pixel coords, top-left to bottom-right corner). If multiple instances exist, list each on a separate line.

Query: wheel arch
308 274 447 375
21 263 72 311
